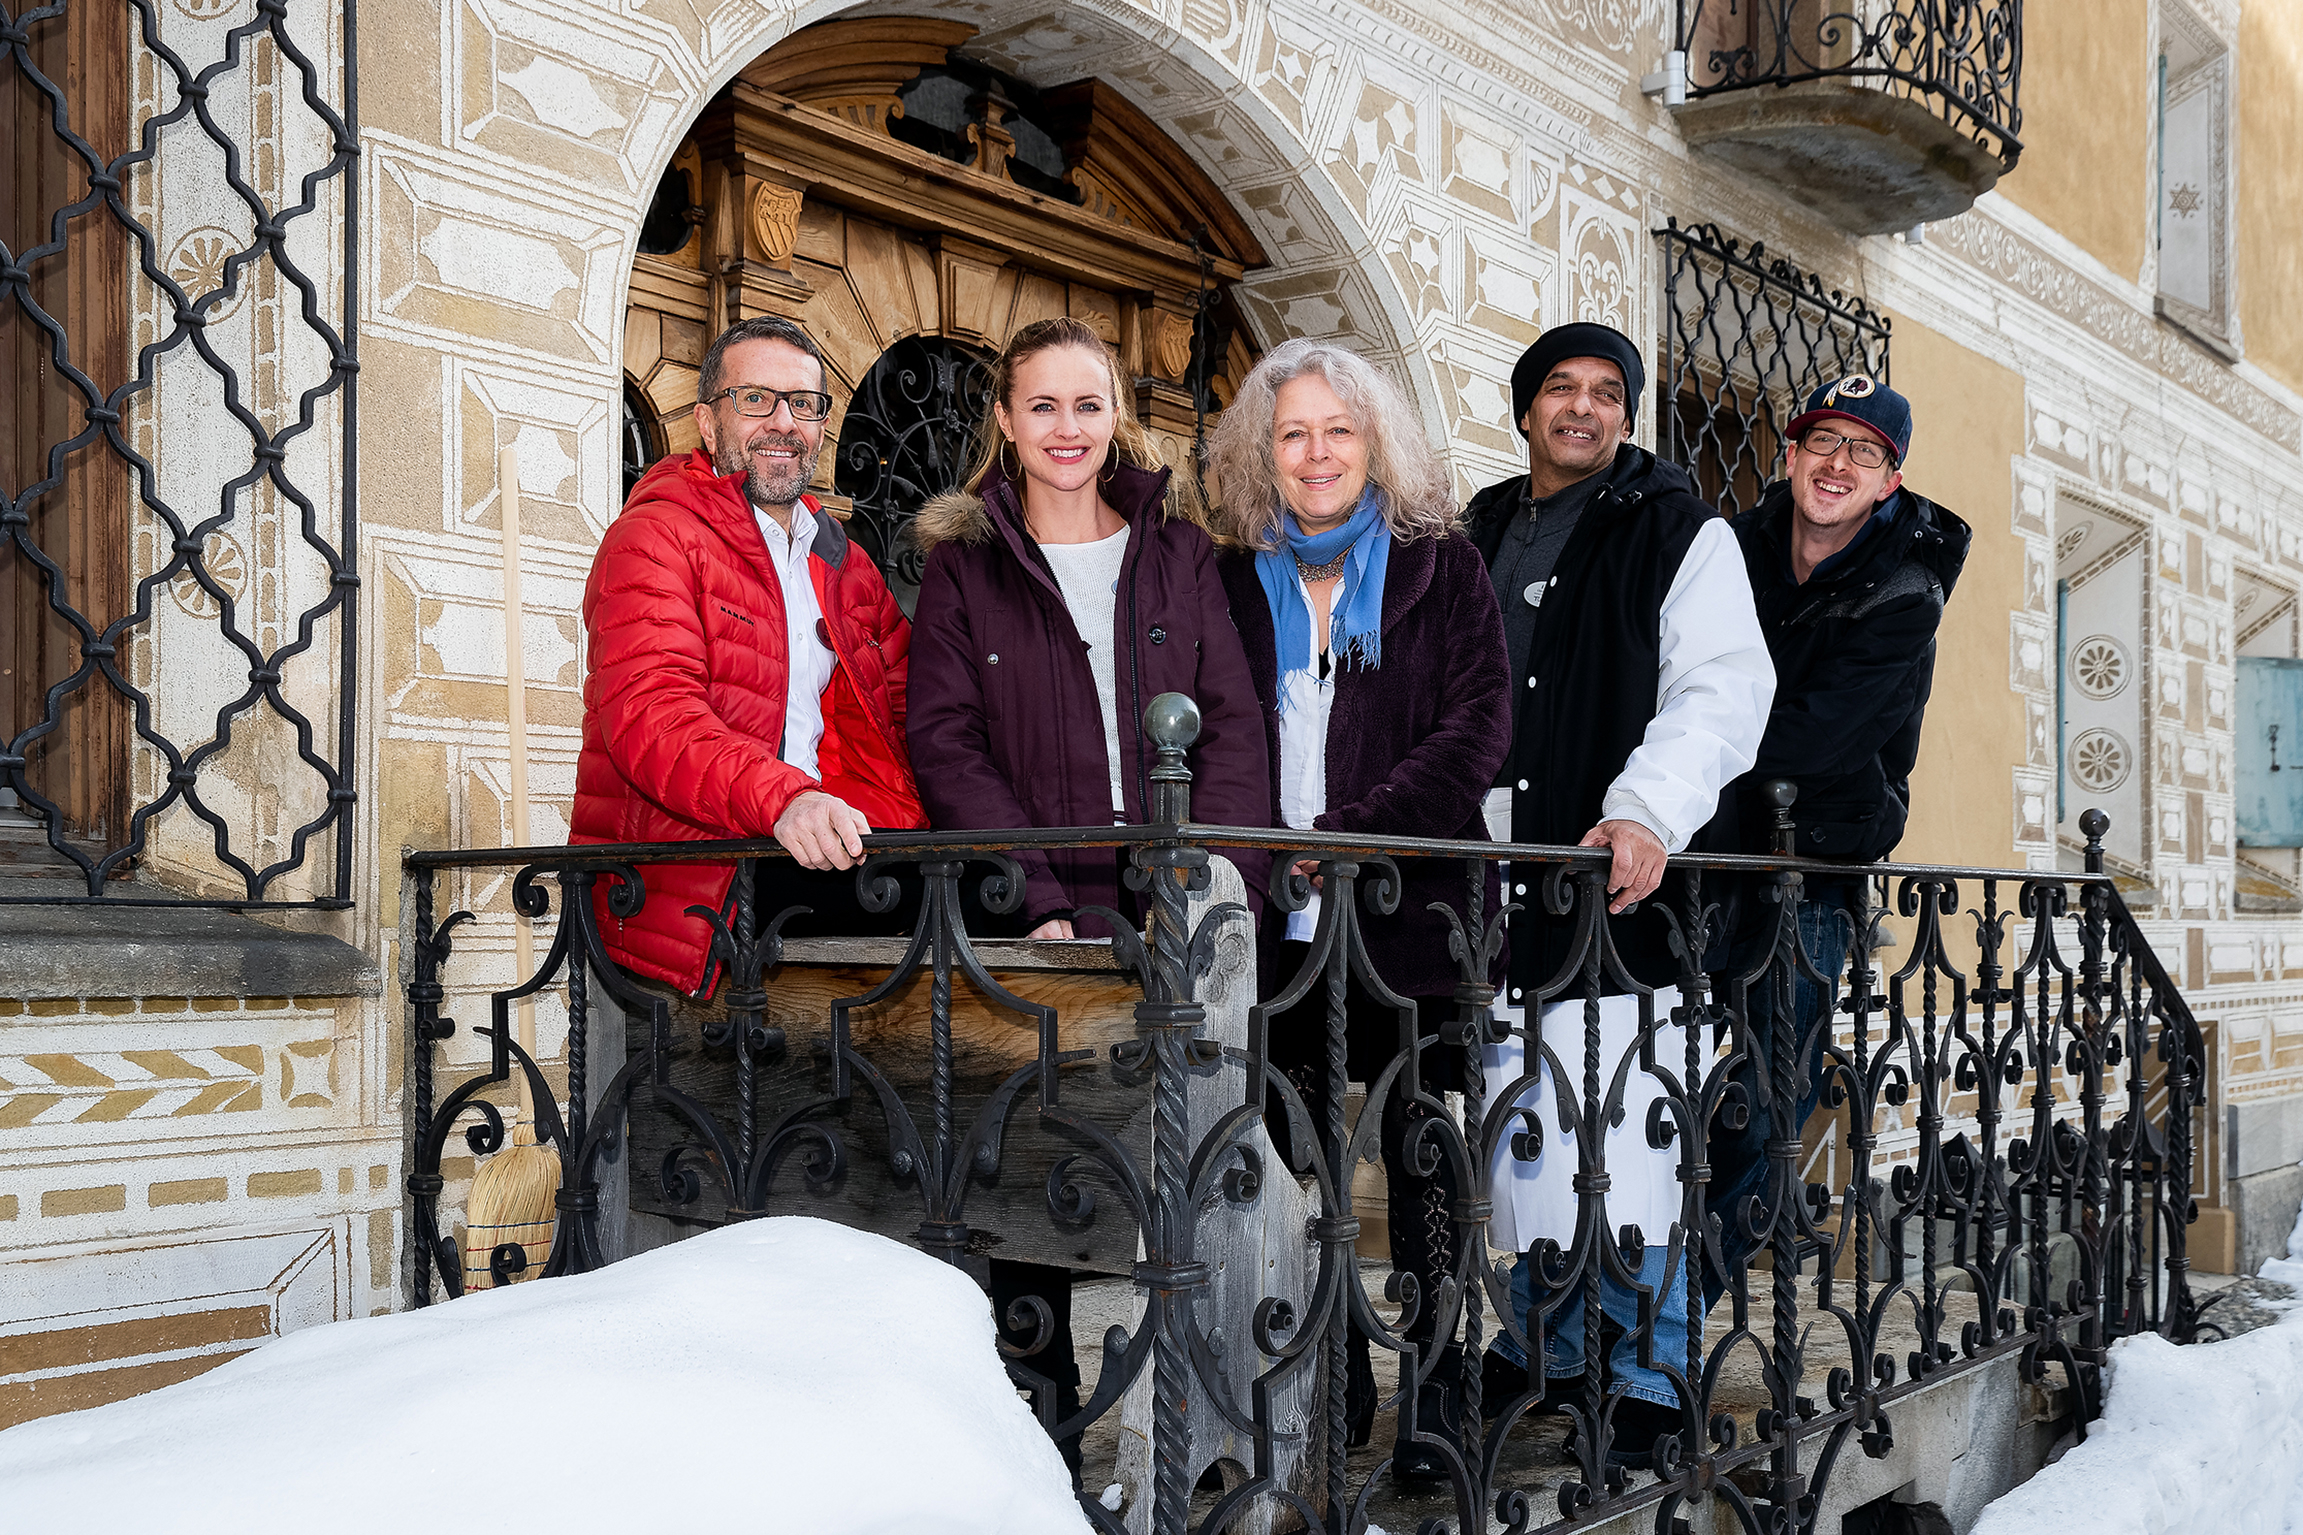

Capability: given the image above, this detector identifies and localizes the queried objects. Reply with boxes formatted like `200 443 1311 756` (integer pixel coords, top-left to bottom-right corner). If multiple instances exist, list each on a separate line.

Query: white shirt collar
754 498 816 560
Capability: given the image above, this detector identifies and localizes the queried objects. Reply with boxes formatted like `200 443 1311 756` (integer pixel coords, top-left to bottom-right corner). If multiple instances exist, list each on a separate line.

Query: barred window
4 6 131 870
1655 219 1891 517
2 3 359 906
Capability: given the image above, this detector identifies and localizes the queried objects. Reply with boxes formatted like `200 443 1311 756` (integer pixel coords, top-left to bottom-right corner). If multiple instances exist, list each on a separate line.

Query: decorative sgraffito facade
6 0 2303 1426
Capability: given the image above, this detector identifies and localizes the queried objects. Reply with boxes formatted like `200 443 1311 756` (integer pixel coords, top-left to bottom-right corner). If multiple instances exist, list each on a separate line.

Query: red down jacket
571 450 926 993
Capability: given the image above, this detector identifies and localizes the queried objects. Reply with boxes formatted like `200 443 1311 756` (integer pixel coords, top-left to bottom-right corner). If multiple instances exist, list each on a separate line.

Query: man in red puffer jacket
572 315 926 995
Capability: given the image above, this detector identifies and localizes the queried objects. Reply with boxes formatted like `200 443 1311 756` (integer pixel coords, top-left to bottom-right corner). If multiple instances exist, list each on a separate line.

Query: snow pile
1973 1185 2303 1535
0 1217 1089 1534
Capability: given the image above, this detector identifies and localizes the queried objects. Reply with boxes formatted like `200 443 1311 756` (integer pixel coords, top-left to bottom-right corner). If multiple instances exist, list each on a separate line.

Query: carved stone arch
617 5 1440 570
620 16 1277 587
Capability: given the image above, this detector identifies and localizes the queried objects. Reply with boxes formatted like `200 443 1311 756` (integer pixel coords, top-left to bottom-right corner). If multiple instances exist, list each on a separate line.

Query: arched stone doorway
618 16 1269 596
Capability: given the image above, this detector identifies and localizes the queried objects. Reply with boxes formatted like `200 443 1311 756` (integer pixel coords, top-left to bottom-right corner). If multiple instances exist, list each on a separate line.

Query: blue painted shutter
2237 656 2303 847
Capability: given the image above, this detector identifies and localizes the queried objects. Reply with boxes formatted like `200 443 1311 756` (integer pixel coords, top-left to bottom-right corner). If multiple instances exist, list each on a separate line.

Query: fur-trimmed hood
910 459 1177 558
912 486 997 553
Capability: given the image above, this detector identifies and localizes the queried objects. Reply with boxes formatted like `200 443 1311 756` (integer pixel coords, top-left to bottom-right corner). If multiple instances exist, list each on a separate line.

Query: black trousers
1263 945 1465 1348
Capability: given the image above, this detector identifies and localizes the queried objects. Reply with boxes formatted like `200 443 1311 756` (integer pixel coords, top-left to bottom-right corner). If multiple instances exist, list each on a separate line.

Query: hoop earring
1099 446 1119 485
999 439 1021 482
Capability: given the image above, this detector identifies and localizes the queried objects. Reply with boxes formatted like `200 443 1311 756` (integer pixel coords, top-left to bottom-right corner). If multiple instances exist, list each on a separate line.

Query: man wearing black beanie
1464 321 1775 1470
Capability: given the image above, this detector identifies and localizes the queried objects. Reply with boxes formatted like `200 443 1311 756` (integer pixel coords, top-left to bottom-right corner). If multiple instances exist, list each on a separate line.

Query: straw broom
462 443 561 1291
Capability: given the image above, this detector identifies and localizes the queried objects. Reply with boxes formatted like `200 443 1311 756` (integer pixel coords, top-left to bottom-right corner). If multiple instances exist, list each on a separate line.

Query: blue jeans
1703 884 1857 1310
1491 1245 1692 1409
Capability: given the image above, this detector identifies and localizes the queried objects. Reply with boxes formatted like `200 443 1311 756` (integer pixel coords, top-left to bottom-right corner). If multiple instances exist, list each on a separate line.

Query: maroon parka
905 461 1271 932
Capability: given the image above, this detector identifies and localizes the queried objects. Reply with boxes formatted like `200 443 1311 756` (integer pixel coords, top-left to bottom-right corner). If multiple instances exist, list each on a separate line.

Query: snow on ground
0 1217 1090 1534
1973 1188 2303 1535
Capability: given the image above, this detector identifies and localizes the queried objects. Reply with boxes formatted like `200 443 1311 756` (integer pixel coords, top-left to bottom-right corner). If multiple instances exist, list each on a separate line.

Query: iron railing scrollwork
831 333 994 610
1672 0 2024 168
2 0 360 905
1657 218 1893 518
404 701 2207 1535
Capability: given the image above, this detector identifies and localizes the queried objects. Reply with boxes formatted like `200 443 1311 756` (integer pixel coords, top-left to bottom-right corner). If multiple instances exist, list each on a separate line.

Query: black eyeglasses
1797 426 1896 470
712 386 833 422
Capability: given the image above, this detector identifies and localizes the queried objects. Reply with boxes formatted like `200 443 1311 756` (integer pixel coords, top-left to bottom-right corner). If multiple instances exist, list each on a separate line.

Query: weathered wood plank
624 941 1156 1273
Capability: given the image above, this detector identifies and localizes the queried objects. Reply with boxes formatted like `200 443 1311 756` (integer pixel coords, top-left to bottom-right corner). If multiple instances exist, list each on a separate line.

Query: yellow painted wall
2240 1 2303 395
1998 0 2150 283
1892 314 2030 871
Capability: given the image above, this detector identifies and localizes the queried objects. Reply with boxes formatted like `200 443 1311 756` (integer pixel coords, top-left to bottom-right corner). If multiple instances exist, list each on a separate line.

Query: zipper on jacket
812 572 916 792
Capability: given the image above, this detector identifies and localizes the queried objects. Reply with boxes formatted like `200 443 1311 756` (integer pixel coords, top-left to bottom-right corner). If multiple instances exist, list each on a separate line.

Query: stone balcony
1659 1 2024 234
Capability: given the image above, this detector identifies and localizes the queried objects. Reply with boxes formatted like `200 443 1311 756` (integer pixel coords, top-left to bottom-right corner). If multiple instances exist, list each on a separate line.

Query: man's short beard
715 431 821 509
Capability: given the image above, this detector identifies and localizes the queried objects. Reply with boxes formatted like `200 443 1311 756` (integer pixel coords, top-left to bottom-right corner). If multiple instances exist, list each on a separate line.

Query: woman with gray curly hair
1210 338 1512 1485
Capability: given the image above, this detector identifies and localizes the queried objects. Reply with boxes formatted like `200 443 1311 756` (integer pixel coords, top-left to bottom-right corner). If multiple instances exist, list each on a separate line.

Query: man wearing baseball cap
1703 372 1972 1306
1463 322 1775 1468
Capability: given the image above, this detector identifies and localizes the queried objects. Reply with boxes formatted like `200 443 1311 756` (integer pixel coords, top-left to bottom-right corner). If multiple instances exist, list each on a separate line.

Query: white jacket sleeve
1597 518 1775 853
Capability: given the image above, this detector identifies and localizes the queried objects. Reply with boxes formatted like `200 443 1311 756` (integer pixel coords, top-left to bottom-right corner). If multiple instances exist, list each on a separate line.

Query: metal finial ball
1144 692 1201 751
2079 808 2110 839
1763 779 1799 810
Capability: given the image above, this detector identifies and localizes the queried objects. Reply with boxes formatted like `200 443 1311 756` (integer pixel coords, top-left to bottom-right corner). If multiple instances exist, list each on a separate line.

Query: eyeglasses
713 386 833 422
1797 426 1896 470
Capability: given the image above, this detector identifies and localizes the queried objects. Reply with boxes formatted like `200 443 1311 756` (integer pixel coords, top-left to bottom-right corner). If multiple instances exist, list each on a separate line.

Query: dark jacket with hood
1725 482 1972 863
1465 445 1751 993
1216 529 1512 1000
906 461 1271 934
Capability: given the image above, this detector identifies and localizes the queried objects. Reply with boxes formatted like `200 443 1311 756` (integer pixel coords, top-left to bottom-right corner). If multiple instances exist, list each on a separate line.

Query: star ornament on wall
2168 182 2205 219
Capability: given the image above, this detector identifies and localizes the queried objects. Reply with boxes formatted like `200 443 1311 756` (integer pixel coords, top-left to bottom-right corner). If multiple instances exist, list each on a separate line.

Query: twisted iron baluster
407 867 441 1306
554 868 597 1274
1915 882 1946 1382
2155 975 2202 1341
733 859 761 1173
1129 696 1214 1535
1454 855 1493 1474
1321 870 1352 1522
403 867 471 1305
2122 916 2151 1335
1850 877 1886 1457
1765 862 1803 1521
2075 851 2112 1359
1969 880 2010 1345
1675 868 1709 1402
1574 880 1607 1485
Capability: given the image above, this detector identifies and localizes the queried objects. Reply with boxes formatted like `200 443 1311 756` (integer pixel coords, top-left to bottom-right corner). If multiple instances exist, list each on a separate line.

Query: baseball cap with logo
1786 373 1912 464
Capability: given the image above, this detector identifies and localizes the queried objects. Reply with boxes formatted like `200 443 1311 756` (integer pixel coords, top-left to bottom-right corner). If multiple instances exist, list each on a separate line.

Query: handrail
407 822 2118 887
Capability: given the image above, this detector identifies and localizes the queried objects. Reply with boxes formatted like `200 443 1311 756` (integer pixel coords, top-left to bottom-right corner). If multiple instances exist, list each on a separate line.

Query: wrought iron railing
401 707 2204 1535
1657 218 1892 517
1671 0 2024 167
2 0 360 905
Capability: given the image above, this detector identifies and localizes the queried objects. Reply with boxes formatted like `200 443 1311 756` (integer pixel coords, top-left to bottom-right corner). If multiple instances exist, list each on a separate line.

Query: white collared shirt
755 499 835 780
1276 565 1343 942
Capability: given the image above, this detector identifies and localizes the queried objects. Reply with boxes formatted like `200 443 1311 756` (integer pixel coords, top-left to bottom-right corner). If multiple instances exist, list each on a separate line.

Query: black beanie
1511 322 1645 436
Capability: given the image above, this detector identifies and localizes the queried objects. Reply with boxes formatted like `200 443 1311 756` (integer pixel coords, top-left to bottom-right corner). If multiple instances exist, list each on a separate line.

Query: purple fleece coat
906 461 1272 934
1217 529 1511 998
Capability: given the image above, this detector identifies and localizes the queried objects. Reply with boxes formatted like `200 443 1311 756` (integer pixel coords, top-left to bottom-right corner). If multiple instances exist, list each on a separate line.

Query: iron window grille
1656 218 1892 516
1 0 360 907
1672 0 2025 169
832 334 996 614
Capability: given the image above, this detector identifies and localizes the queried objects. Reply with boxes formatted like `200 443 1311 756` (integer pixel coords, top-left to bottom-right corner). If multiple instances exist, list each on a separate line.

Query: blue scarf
1254 489 1391 701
